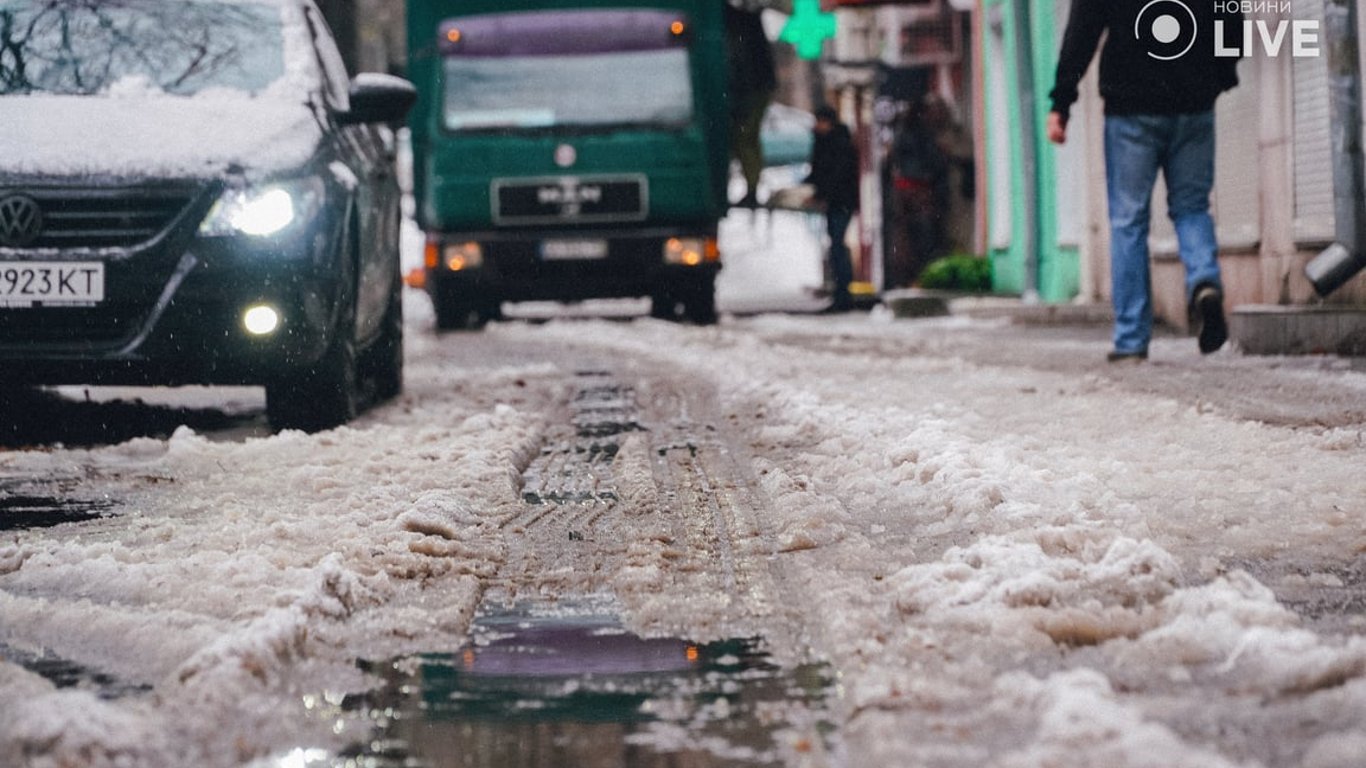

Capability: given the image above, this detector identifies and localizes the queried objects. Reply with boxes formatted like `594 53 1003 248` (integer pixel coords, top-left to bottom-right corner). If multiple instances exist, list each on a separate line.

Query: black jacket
807 123 860 212
1050 0 1243 121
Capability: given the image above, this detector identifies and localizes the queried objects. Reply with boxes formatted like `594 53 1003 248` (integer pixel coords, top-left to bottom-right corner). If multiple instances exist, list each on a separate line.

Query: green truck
406 0 731 328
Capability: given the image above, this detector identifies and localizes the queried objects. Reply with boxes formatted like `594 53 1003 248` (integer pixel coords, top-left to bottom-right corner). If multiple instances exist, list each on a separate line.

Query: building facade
980 0 1366 325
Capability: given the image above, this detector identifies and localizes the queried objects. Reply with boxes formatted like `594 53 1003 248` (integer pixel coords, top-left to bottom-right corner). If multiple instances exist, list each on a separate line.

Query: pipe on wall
1304 0 1366 296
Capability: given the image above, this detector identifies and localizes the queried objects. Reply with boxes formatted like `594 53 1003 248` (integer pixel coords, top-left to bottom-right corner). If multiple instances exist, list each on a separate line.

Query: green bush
918 254 992 292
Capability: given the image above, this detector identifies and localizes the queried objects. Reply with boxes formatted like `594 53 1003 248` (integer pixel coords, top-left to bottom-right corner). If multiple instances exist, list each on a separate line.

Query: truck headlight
664 237 718 266
443 241 483 271
199 177 325 238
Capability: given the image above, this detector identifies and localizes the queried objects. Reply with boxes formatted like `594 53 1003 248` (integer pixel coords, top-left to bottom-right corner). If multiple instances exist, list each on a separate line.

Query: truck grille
11 186 200 250
493 175 647 225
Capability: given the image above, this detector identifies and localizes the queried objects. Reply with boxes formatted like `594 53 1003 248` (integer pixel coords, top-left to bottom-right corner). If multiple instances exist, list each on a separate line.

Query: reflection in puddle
0 642 150 699
0 492 114 531
0 386 257 448
341 600 834 767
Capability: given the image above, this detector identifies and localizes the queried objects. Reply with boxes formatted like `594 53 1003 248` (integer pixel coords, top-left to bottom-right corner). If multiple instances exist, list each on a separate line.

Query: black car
0 0 415 431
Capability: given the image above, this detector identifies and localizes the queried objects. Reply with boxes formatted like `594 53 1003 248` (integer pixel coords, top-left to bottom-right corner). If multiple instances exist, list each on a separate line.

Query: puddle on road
0 491 115 531
0 386 256 448
336 599 835 768
0 642 151 699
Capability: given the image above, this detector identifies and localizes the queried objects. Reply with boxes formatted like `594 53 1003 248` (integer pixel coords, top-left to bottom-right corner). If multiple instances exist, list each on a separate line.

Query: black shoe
1106 349 1148 363
1192 284 1228 354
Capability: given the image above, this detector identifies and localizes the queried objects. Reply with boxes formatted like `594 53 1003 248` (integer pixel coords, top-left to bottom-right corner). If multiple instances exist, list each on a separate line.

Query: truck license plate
0 261 105 306
540 239 608 260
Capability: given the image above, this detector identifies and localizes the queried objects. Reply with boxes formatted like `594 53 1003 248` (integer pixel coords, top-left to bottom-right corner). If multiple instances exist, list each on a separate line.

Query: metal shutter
1292 0 1336 243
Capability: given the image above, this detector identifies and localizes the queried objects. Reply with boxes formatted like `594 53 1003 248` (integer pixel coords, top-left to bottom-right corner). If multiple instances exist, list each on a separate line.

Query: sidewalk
885 289 1366 358
850 290 1366 430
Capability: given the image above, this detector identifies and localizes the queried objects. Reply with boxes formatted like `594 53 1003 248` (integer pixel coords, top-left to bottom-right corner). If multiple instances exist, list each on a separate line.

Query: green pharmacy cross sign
780 0 836 60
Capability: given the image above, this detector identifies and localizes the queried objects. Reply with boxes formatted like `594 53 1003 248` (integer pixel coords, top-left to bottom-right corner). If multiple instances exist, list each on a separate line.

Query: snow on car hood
0 93 324 180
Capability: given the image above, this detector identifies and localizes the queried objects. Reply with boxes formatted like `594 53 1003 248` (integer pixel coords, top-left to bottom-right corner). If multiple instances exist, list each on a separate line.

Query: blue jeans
827 207 854 307
1104 112 1223 354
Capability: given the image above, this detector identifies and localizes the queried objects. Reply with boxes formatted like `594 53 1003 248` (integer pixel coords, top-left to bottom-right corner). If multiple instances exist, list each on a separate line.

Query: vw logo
0 194 43 248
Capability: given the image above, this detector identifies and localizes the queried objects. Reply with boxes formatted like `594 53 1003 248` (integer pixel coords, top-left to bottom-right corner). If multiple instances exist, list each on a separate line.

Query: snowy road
2 294 1365 768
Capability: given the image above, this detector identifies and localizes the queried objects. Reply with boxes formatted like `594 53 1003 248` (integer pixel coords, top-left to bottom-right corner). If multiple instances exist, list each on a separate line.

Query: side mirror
339 73 417 127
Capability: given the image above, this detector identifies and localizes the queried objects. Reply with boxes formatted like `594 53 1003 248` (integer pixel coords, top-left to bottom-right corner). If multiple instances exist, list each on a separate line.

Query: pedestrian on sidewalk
1047 0 1243 361
725 2 777 209
805 104 860 312
885 98 949 289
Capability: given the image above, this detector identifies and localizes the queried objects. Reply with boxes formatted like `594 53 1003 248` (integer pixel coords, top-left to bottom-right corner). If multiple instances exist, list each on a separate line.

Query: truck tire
434 294 487 332
683 287 718 325
649 293 679 320
653 276 717 325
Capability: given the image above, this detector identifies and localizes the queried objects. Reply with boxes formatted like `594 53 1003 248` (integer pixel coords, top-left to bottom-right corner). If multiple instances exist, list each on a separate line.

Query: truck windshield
442 48 693 131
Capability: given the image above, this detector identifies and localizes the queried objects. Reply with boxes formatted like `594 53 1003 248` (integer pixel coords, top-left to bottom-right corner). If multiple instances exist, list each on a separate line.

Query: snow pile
890 532 1182 648
1 686 169 768
0 353 563 765
990 669 1254 768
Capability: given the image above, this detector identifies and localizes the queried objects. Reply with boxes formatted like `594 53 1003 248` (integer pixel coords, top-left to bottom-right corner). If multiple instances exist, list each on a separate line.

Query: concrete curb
883 290 1114 325
1231 305 1366 357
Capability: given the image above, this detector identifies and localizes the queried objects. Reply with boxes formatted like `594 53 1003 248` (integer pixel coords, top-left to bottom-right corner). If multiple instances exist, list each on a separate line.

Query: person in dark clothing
806 105 860 311
1049 0 1242 362
725 3 777 208
886 100 949 288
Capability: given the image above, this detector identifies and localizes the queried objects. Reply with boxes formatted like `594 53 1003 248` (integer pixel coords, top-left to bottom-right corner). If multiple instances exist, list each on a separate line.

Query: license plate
540 239 608 260
0 261 105 306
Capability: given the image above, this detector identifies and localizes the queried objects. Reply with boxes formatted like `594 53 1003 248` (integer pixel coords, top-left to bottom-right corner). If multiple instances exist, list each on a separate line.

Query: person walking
1048 0 1243 361
885 99 949 288
806 105 860 312
725 2 777 209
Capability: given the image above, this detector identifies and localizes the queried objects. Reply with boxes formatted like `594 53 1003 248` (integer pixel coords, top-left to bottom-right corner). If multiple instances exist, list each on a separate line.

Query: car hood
0 94 324 181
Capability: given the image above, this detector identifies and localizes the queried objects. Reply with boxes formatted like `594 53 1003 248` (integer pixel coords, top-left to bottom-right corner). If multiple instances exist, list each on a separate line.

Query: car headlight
199 177 325 238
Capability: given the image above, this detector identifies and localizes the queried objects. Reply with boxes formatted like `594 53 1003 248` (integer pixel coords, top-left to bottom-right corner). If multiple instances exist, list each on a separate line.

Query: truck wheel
435 296 487 332
649 294 679 320
683 287 718 325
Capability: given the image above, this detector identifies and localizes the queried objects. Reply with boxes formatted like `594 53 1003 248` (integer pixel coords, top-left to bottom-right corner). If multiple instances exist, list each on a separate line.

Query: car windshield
442 49 694 131
0 0 286 96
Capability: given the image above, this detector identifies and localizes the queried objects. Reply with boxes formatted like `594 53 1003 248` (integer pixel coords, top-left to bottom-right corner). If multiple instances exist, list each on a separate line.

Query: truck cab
406 1 730 328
